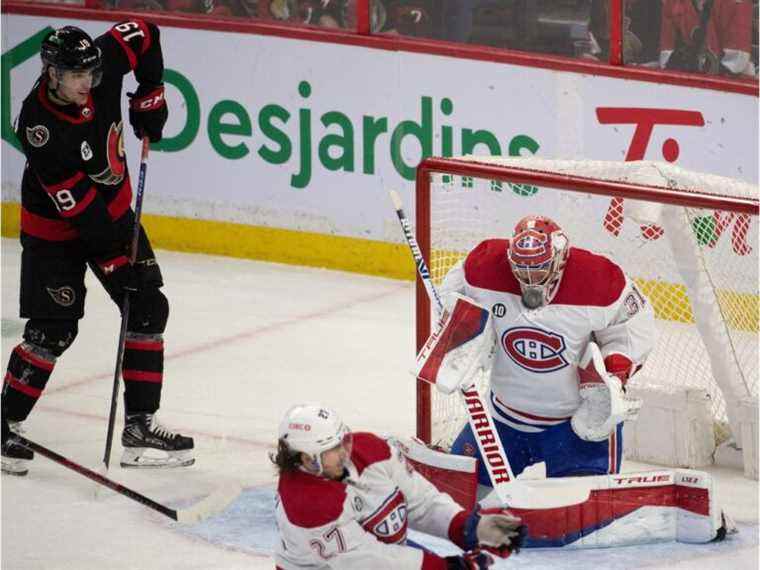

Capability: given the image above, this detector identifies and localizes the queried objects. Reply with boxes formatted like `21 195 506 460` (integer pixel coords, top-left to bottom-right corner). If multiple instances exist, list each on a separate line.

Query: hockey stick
389 191 518 496
390 190 589 508
11 433 240 523
102 136 150 473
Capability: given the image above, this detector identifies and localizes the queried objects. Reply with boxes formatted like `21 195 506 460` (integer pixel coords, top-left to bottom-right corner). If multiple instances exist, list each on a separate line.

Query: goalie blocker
415 293 494 397
402 438 735 547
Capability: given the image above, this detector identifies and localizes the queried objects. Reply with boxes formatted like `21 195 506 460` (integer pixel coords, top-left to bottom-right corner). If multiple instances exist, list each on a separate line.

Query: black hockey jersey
15 19 163 258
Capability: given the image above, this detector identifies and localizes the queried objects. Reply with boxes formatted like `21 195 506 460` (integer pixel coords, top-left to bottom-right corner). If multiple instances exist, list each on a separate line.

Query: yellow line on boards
1 202 21 237
0 201 415 281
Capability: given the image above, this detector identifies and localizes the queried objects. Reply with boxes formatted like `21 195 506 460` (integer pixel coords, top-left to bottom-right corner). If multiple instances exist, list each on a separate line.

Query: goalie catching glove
571 342 642 442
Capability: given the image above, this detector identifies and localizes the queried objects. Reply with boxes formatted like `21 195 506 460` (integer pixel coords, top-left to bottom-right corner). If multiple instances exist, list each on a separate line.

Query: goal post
414 156 758 476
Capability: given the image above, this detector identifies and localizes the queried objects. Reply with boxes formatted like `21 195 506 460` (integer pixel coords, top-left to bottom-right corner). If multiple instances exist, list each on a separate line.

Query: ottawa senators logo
502 326 569 373
46 286 76 307
26 125 50 147
91 121 126 185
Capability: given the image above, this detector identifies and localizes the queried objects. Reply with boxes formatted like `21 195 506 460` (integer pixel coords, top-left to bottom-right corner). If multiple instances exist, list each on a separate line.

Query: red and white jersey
441 239 655 431
660 0 755 75
274 432 468 569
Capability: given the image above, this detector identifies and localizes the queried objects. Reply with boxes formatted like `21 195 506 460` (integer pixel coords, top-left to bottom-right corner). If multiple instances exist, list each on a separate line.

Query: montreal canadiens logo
362 490 408 544
512 230 551 263
501 326 569 373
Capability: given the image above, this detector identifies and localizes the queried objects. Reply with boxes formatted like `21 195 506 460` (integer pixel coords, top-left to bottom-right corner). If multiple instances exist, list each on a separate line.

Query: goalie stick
9 432 239 524
389 190 588 508
389 190 515 496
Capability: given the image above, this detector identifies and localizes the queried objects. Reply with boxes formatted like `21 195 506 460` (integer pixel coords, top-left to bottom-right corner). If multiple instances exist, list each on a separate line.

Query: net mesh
421 157 759 450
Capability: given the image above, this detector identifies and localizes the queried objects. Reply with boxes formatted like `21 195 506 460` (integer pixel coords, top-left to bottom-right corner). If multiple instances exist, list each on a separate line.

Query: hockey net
414 156 758 471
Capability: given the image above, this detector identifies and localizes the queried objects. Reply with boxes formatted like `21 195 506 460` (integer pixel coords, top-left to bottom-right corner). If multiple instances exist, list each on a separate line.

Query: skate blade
120 448 195 469
2 459 29 476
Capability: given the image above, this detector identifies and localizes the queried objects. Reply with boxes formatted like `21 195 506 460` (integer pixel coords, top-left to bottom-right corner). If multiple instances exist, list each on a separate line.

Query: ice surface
1 238 757 569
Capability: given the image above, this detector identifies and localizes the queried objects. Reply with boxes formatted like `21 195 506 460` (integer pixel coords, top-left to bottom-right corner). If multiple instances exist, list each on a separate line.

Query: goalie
272 403 525 569
429 215 656 483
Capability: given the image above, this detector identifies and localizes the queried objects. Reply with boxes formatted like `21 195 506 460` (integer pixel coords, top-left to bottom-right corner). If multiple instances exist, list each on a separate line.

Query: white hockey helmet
508 215 569 308
278 404 352 474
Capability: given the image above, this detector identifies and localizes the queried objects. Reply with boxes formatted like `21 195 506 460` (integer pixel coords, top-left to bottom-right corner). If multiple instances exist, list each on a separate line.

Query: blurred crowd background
17 0 760 77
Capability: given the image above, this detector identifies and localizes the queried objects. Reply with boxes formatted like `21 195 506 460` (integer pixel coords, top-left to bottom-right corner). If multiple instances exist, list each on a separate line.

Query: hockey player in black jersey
1 22 194 475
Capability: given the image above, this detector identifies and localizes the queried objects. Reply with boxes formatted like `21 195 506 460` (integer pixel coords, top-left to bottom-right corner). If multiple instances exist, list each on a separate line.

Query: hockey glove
128 83 167 142
463 507 525 557
96 254 140 298
445 549 494 569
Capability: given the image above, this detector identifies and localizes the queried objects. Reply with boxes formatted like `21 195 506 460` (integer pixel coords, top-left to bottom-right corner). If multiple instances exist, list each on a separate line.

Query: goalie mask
278 403 352 476
508 215 569 309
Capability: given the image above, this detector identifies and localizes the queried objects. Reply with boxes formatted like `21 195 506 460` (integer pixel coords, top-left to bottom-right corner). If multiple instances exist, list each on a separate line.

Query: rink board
1 12 757 279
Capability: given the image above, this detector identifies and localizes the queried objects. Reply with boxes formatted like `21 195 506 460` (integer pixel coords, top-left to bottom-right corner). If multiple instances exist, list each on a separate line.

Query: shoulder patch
26 125 49 148
464 239 521 295
278 469 347 528
552 248 626 307
350 432 392 476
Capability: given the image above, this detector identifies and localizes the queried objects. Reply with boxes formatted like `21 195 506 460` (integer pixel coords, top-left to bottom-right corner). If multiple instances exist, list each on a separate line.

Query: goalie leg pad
396 437 479 511
480 469 727 548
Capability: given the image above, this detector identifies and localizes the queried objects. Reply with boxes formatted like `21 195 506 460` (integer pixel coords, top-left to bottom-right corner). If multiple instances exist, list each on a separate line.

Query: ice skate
2 422 34 476
713 511 738 542
120 413 194 468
